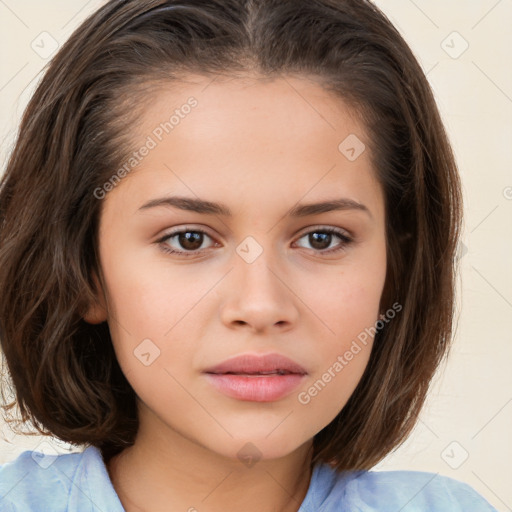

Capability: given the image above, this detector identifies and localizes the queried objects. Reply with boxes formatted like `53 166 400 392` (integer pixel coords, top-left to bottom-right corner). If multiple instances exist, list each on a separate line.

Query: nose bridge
219 234 298 331
235 234 283 297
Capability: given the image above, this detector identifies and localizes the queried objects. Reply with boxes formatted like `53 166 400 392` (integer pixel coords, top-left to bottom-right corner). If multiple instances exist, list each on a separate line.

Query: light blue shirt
0 445 498 511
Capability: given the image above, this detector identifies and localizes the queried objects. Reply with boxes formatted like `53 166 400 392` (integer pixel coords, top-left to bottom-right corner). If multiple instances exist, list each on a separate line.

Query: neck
106 419 314 512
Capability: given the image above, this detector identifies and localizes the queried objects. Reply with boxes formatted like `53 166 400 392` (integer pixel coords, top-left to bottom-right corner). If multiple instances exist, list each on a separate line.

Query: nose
219 248 299 334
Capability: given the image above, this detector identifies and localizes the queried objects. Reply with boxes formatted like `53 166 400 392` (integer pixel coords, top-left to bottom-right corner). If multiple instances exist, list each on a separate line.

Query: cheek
303 281 378 385
98 247 189 376
101 245 215 338
307 273 382 340
293 250 386 422
298 245 386 345
294 280 380 430
99 253 203 407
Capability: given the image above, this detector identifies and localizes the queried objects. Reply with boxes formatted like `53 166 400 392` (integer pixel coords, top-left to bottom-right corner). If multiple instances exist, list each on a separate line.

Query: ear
82 271 108 324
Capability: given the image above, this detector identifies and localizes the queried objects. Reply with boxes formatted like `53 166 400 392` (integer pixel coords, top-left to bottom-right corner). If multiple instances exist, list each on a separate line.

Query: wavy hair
0 0 462 467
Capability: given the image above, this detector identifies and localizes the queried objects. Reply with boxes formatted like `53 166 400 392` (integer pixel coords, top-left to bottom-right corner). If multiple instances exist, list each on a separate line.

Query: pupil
310 232 331 250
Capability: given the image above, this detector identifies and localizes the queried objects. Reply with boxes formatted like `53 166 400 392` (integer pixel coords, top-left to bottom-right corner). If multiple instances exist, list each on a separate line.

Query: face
86 73 387 462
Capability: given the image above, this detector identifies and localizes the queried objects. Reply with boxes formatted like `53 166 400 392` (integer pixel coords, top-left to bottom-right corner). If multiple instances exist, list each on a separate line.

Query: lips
204 353 307 376
203 353 307 402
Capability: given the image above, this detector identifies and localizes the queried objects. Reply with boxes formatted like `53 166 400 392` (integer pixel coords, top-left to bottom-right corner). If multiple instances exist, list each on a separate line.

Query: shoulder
0 447 84 511
302 464 498 511
345 469 498 511
0 444 123 511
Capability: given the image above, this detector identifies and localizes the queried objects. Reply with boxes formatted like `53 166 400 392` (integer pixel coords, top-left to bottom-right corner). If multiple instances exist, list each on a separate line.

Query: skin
84 73 387 512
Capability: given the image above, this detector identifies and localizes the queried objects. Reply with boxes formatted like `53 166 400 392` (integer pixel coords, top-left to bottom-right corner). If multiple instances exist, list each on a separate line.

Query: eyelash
156 226 353 258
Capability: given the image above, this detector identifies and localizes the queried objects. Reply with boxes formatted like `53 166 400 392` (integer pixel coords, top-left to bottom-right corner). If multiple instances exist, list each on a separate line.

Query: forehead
105 73 382 219
135 72 367 144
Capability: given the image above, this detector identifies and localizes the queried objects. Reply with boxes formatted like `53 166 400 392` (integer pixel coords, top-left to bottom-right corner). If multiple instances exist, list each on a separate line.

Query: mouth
209 369 298 376
203 353 307 402
203 353 307 376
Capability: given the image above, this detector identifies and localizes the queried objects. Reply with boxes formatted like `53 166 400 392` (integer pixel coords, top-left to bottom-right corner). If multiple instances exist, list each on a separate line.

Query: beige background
0 1 511 510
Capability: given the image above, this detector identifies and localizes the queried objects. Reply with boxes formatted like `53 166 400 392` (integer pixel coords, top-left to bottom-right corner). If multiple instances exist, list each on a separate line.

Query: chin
202 431 312 466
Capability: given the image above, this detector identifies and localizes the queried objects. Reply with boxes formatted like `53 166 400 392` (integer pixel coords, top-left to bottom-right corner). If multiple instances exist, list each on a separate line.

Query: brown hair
0 0 462 468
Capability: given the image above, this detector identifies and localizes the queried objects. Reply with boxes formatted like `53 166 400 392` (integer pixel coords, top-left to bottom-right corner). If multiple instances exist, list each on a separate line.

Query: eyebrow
138 195 372 218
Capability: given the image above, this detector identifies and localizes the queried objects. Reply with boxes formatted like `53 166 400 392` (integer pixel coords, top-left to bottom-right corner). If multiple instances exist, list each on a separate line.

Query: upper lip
203 353 308 375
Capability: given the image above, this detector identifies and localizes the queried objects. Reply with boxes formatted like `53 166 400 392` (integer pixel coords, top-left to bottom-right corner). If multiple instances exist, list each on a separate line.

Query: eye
156 225 353 258
157 227 217 257
293 227 353 254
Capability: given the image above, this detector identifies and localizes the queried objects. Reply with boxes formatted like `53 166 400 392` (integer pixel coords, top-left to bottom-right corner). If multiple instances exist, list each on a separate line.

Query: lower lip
204 373 306 402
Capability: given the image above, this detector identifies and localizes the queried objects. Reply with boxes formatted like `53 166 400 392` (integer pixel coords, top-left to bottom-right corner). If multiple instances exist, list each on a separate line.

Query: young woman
0 1 497 510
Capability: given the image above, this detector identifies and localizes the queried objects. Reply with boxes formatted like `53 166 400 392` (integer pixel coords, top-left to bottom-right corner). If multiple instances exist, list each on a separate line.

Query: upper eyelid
157 225 218 244
158 224 352 239
295 225 352 239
